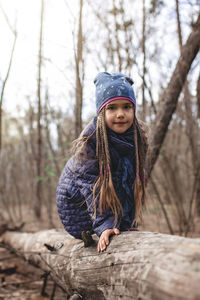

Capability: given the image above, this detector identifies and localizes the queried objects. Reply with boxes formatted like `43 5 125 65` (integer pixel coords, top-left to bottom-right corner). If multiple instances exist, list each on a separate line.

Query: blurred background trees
0 0 199 236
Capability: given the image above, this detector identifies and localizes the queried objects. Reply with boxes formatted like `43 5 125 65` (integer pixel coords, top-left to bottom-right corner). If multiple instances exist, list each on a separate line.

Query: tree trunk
146 13 200 178
112 0 122 72
2 229 200 300
197 73 200 119
35 0 44 218
141 0 147 121
175 0 183 49
0 33 17 150
74 0 84 139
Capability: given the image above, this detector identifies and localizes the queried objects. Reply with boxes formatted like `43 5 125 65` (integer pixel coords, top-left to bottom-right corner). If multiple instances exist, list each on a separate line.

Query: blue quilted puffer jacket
56 117 136 238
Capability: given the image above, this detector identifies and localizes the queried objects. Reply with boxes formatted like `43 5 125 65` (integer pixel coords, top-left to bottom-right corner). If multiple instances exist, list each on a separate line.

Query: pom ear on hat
94 72 136 113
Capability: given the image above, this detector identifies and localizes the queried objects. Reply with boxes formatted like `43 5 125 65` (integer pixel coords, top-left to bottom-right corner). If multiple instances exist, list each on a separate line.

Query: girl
56 72 148 252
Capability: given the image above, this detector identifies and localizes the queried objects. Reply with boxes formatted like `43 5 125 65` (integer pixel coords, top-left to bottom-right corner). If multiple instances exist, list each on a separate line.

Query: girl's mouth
114 122 127 125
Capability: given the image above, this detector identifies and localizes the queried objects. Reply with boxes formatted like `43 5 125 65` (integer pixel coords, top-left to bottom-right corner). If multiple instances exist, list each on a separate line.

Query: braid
133 115 147 224
93 108 123 222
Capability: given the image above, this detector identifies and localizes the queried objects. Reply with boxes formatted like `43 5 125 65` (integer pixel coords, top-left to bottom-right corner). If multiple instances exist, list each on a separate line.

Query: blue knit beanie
94 72 136 113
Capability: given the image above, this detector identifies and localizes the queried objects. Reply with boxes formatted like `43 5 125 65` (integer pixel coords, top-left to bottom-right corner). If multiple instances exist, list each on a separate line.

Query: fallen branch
2 229 200 300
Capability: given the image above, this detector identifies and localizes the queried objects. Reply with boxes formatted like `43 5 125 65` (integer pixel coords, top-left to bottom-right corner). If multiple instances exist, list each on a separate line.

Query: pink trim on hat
98 97 136 112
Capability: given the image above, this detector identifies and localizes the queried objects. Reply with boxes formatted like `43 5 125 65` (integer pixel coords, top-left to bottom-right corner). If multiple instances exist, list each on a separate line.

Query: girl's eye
107 106 115 110
124 105 131 109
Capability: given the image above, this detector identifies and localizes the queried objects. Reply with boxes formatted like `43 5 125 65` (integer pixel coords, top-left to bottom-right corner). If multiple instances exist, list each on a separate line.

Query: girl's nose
116 109 125 118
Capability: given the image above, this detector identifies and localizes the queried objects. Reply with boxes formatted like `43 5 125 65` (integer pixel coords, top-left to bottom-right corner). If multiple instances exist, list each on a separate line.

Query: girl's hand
98 228 120 253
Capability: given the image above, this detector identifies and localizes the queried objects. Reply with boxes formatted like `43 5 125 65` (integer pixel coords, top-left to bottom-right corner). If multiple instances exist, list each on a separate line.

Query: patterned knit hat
94 72 136 113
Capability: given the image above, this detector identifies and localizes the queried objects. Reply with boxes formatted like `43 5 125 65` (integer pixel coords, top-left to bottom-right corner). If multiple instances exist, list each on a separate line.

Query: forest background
0 0 200 238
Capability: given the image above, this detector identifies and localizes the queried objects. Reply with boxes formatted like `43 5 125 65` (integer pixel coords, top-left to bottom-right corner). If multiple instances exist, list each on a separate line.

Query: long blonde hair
73 108 148 225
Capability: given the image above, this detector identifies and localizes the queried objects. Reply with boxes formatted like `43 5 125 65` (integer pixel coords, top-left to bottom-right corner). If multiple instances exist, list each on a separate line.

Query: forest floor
0 207 69 300
0 203 200 300
0 244 67 300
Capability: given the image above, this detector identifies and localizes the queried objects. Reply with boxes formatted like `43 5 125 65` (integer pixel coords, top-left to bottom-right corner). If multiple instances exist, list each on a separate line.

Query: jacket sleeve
92 211 119 237
73 143 119 237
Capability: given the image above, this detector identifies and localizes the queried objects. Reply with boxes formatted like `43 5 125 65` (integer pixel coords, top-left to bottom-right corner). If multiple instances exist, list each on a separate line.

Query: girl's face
105 99 134 134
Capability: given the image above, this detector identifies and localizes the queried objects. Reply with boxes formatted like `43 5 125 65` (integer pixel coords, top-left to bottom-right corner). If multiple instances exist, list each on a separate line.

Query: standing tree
141 0 147 121
146 13 200 178
175 0 200 223
112 0 122 72
0 5 17 150
35 0 44 218
74 0 84 138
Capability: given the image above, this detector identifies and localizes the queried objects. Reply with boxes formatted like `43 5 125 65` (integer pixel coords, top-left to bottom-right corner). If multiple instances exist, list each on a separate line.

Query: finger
97 241 101 253
103 230 111 245
102 235 109 246
113 228 120 235
104 235 109 245
98 236 107 252
101 238 106 251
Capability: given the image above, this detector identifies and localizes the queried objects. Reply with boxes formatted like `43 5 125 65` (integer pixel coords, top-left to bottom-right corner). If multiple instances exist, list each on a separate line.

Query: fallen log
2 229 200 300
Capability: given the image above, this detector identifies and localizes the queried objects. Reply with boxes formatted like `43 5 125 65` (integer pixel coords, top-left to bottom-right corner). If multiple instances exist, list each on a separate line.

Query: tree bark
197 73 200 118
146 13 200 178
2 229 200 300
